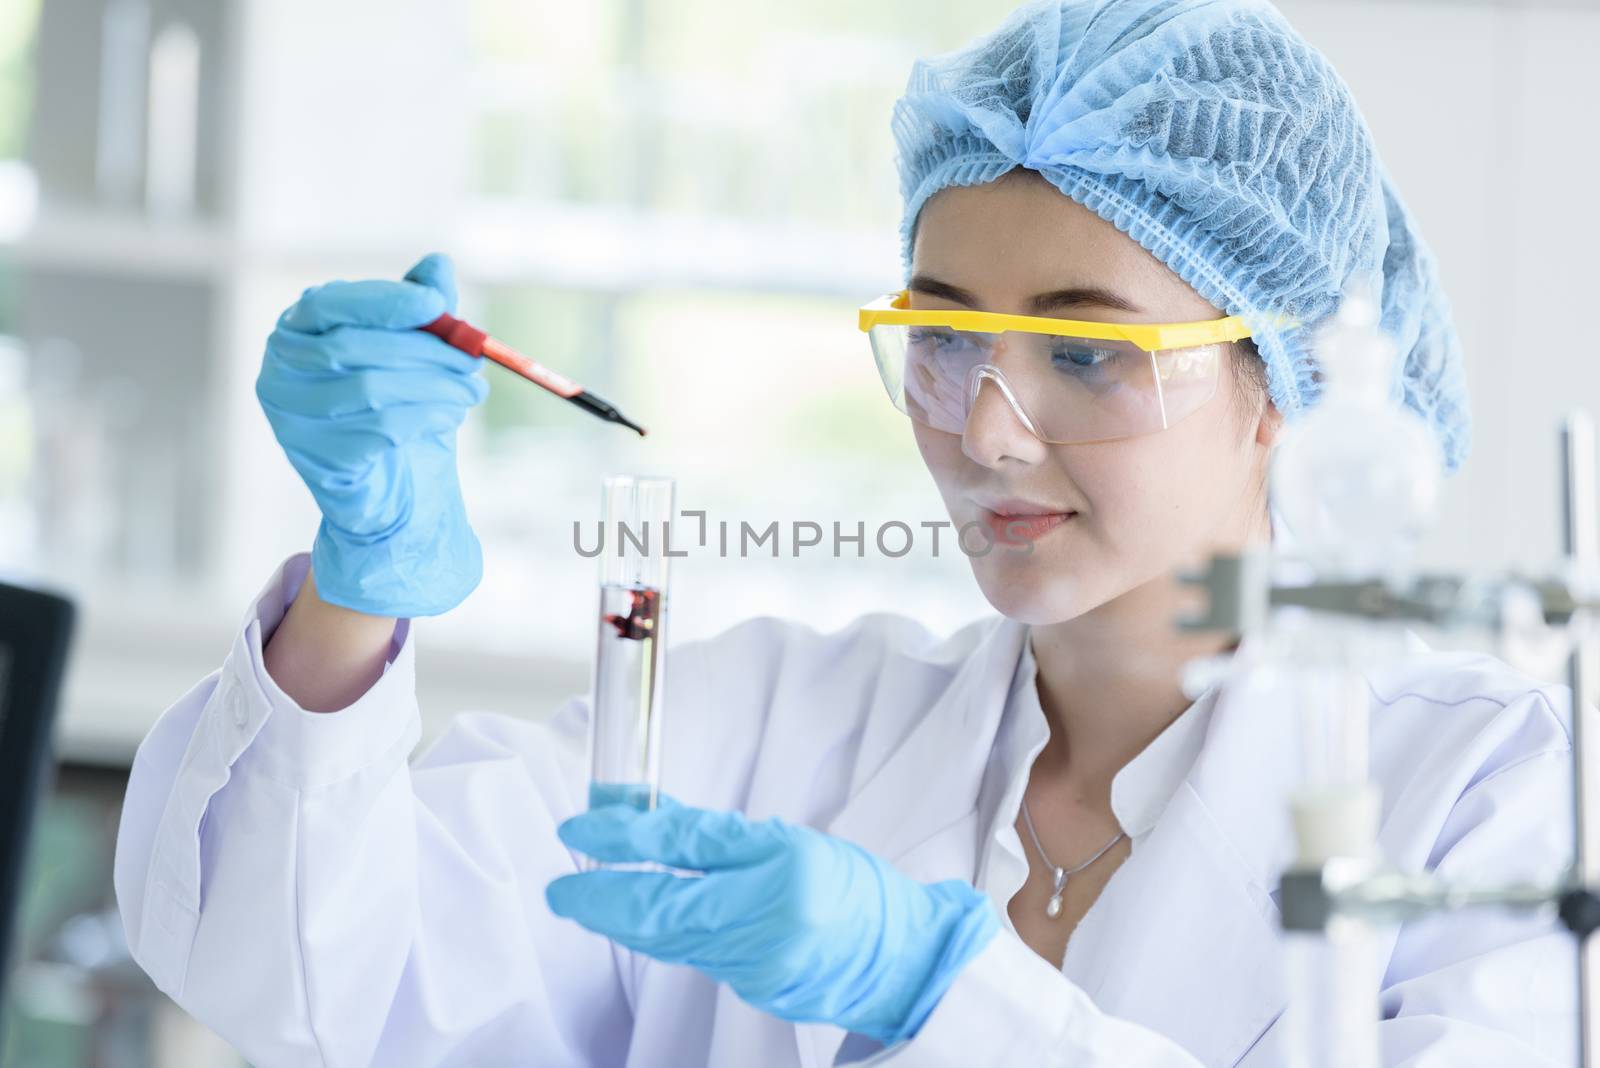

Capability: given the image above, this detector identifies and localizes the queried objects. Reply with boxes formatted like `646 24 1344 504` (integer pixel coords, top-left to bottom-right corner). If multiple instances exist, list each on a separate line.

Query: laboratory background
0 0 1594 1064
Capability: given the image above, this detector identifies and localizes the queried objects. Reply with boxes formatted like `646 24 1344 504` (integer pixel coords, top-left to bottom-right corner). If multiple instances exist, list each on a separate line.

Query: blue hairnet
891 0 1470 472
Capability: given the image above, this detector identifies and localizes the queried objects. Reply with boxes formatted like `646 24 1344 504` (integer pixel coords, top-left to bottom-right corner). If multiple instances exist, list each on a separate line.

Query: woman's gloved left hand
544 794 1000 1047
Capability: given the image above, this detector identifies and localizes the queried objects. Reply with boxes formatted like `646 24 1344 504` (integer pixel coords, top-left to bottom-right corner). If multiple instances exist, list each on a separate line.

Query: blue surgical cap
891 0 1470 472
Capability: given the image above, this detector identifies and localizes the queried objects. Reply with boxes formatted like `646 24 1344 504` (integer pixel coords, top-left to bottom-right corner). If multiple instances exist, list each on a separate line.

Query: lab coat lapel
1058 664 1299 1065
825 614 1028 861
793 614 1029 1068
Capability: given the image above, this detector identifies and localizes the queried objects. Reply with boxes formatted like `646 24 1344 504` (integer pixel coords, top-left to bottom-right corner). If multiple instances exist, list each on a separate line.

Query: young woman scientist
114 1 1575 1065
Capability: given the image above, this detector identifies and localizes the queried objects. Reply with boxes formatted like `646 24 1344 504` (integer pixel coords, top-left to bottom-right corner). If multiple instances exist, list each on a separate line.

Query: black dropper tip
570 390 648 437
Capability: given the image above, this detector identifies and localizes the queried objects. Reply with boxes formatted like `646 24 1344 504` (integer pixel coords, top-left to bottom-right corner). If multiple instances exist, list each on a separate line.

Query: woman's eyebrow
907 274 1143 315
1029 286 1143 315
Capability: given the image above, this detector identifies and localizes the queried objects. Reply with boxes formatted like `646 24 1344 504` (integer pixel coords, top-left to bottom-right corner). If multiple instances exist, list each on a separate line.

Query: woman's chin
971 564 1101 625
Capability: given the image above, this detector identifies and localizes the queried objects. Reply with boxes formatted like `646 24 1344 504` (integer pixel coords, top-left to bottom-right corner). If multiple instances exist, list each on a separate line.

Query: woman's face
909 169 1279 626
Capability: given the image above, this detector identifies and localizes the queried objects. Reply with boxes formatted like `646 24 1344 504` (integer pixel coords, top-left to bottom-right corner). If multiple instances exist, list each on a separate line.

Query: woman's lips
980 508 1075 546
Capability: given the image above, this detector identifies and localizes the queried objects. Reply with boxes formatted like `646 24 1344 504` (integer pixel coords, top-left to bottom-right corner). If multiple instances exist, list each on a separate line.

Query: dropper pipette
421 313 647 436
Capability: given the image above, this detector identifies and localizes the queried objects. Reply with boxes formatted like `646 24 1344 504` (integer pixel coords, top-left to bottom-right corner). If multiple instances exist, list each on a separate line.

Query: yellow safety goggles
858 291 1255 445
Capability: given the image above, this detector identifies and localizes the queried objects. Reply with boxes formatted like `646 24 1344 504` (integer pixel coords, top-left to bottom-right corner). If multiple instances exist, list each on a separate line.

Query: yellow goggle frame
857 290 1256 352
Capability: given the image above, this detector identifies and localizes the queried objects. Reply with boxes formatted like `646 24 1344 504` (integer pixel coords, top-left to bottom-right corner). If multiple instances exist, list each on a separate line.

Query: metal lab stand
1182 412 1600 1067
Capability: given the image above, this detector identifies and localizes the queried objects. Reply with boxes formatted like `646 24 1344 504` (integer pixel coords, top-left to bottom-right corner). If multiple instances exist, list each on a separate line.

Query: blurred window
444 0 1003 653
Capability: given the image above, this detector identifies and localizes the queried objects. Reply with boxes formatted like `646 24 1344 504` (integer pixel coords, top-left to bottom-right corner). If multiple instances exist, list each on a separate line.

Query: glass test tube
588 475 674 820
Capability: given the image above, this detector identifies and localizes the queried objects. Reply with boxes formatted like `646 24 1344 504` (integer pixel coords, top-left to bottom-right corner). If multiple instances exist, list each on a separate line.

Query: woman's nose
961 371 1048 468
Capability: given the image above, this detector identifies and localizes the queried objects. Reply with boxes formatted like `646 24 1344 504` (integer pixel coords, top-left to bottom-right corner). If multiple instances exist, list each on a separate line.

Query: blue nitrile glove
544 794 1001 1046
256 253 489 617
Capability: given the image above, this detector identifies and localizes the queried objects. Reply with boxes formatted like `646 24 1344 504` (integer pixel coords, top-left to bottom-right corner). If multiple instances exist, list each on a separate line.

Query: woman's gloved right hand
256 252 489 618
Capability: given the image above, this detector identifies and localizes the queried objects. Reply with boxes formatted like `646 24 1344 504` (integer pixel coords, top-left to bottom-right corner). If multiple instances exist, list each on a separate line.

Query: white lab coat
115 553 1579 1067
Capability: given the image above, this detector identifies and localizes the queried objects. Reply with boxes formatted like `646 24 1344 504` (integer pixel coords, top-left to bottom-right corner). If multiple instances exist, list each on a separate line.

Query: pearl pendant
1045 867 1067 919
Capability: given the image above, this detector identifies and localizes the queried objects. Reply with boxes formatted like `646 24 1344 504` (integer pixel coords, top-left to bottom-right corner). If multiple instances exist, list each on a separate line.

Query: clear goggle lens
866 323 1223 444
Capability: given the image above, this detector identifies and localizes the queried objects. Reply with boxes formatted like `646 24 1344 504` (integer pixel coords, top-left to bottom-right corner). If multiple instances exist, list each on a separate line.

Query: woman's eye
908 327 976 355
1050 342 1118 372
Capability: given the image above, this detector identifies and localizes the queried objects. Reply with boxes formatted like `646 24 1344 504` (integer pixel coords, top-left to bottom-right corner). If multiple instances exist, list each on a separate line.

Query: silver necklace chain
1018 795 1127 919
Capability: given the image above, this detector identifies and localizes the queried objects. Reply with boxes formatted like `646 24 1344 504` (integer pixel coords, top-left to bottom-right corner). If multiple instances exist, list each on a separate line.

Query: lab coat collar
1105 691 1216 839
794 619 1296 1068
1078 637 1224 841
998 633 1222 850
1059 625 1295 1061
1057 650 1296 1062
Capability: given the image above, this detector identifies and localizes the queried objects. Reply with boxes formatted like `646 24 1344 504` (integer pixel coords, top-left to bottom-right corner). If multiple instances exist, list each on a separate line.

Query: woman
114 1 1575 1065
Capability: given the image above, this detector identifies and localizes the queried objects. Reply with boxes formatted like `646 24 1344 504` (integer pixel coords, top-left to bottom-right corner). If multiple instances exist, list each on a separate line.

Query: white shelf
14 207 234 280
5 200 900 296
